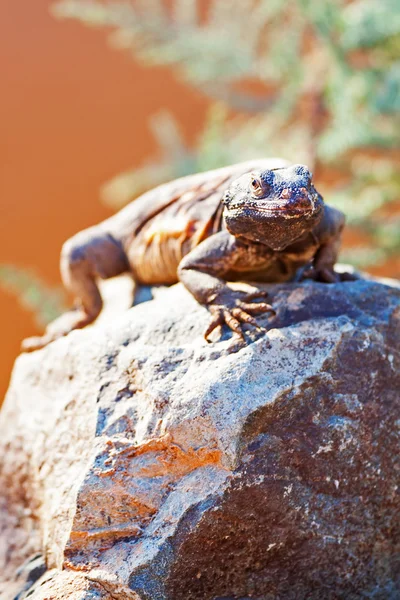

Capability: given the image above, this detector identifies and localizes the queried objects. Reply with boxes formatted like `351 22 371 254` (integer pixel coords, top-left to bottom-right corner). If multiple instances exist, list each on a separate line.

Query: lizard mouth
229 201 315 218
237 190 317 215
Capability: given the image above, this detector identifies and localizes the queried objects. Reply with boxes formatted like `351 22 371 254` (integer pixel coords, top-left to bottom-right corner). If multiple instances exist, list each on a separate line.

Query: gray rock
0 277 399 599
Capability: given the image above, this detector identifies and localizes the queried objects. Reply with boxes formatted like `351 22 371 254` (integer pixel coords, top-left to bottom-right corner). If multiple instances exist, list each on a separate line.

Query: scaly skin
22 160 345 351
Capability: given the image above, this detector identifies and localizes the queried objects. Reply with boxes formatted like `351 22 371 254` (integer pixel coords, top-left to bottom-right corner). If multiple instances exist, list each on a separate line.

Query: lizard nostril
280 188 291 200
297 188 312 208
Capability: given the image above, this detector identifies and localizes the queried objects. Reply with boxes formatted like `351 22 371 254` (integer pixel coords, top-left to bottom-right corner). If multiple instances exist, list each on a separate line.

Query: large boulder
0 276 399 599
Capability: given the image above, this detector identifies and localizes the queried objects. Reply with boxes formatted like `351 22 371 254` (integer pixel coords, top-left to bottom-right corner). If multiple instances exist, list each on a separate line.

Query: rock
0 276 399 599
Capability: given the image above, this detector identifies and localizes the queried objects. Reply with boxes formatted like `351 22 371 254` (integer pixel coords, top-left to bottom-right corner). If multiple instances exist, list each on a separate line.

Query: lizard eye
222 190 231 205
249 176 264 198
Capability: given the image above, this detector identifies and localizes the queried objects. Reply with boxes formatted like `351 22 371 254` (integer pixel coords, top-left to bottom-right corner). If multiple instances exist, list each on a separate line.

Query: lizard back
106 159 289 284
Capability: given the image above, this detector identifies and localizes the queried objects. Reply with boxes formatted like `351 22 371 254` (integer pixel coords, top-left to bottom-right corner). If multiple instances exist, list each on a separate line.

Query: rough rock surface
0 276 399 599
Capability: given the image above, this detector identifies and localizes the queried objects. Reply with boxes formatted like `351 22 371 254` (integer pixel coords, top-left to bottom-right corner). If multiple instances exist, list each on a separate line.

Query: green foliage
53 0 400 271
341 0 400 49
0 265 66 326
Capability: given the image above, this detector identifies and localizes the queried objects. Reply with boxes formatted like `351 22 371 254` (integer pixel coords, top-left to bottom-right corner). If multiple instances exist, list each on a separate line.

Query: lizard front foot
204 289 275 342
21 309 94 352
301 265 340 283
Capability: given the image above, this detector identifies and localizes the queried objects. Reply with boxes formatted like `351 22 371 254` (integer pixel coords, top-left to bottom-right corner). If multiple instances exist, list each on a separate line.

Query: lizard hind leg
21 229 129 352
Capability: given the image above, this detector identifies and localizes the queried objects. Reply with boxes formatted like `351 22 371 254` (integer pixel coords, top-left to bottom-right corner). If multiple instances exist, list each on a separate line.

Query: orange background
0 0 208 400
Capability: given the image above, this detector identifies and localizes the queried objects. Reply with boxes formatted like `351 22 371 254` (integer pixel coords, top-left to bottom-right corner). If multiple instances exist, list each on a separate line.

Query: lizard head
222 164 324 250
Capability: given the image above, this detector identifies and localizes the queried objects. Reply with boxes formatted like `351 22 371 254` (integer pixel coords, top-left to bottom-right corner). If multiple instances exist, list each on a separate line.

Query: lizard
21 159 345 351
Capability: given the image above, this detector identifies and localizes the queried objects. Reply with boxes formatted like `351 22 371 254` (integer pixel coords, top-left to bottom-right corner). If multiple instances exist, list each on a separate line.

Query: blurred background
1 0 399 401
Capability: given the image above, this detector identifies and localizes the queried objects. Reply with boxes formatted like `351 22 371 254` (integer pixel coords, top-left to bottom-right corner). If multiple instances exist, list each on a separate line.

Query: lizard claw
204 289 275 342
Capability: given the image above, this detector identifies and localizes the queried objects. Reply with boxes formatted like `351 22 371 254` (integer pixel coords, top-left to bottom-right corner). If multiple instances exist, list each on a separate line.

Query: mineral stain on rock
0 277 399 599
65 433 223 559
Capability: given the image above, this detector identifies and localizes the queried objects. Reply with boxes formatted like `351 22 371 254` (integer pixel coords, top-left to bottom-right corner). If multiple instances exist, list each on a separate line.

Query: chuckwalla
22 159 345 351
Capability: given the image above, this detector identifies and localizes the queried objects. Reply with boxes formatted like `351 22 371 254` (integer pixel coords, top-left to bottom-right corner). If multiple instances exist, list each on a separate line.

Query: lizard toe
204 308 224 341
242 289 269 302
223 309 245 339
232 307 259 328
238 300 276 316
